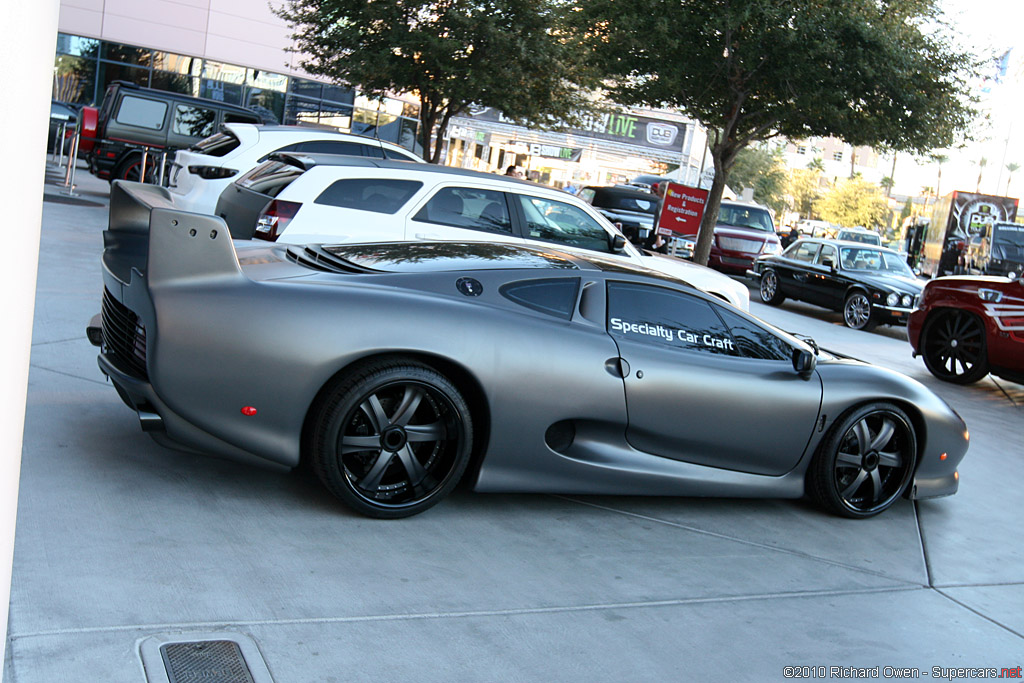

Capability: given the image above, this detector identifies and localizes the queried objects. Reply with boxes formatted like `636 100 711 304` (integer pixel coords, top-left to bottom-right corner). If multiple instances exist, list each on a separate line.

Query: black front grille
101 287 148 379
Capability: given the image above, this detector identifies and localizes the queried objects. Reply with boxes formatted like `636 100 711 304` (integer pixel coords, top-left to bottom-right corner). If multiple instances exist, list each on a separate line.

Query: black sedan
88 182 966 519
749 238 924 331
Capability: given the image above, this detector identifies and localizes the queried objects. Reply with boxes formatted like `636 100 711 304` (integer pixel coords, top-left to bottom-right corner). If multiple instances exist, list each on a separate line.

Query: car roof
266 153 562 191
585 185 657 199
108 81 258 115
799 237 901 254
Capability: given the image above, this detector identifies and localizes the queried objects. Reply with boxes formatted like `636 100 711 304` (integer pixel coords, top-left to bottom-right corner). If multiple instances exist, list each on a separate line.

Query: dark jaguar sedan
88 182 967 519
749 238 924 330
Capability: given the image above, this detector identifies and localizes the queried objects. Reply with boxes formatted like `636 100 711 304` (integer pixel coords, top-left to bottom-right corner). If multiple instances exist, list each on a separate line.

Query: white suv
168 123 423 213
214 154 750 310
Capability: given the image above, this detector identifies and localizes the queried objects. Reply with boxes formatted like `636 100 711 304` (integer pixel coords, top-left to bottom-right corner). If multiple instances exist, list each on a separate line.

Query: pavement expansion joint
28 362 109 386
554 495 926 586
933 588 1024 642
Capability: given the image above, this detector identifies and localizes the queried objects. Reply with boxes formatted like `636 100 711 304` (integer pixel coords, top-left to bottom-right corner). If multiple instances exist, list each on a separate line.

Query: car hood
595 208 656 225
927 274 1024 298
715 225 775 240
852 272 924 294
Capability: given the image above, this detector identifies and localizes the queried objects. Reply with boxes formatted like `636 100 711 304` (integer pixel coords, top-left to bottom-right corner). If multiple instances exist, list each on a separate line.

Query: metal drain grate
161 640 255 683
140 632 275 683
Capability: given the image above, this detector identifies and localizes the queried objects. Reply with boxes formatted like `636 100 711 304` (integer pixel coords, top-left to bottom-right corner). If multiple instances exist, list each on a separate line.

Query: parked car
796 219 837 238
708 200 782 275
965 221 1024 278
836 227 883 246
47 100 78 153
908 274 1024 385
577 184 659 244
81 81 263 182
214 154 750 310
749 238 923 331
88 181 968 518
169 123 424 214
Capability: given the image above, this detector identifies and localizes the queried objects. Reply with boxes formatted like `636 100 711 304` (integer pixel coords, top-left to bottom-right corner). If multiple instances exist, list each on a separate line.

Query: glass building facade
53 33 422 153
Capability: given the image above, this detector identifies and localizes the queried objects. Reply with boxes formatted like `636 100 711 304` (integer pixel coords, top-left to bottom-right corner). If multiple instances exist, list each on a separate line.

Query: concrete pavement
5 166 1023 681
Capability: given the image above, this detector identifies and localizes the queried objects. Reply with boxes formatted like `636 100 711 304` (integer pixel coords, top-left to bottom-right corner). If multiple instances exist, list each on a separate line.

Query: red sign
657 183 708 237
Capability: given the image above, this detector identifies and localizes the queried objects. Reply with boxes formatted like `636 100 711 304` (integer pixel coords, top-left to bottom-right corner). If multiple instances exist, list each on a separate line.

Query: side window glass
514 194 611 253
315 178 423 215
792 242 819 263
299 140 379 157
606 282 737 355
412 187 513 234
578 188 596 203
500 278 581 320
115 96 167 130
816 245 837 266
172 105 216 137
258 142 304 163
223 112 260 124
714 307 793 361
383 148 419 161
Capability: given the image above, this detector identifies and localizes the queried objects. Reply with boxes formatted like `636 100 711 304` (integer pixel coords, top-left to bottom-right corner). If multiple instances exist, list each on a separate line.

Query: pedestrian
781 224 800 248
505 165 523 179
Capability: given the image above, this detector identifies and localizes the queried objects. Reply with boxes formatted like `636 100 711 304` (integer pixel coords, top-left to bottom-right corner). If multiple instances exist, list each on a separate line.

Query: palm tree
929 153 949 198
1006 162 1020 195
807 157 825 173
975 157 988 193
880 176 895 197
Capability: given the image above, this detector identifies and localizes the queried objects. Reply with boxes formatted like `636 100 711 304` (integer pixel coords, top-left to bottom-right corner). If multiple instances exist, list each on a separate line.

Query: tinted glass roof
321 242 581 273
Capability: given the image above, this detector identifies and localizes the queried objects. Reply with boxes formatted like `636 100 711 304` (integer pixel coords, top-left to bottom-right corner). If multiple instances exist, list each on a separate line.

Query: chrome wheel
921 310 989 384
810 403 916 518
311 360 472 518
760 268 784 305
843 291 875 330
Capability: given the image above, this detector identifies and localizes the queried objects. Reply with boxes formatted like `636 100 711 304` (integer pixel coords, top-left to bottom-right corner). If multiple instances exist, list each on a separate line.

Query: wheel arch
300 351 492 477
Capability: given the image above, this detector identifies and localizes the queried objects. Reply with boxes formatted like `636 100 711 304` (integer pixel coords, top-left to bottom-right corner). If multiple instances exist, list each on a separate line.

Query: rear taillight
254 200 301 242
189 165 237 180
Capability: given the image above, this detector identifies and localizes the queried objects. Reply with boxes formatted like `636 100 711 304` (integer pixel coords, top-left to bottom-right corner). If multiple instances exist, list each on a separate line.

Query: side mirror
821 257 836 271
611 234 627 252
792 348 817 377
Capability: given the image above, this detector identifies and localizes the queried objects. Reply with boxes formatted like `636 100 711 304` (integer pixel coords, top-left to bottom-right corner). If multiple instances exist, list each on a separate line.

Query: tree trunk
692 148 729 266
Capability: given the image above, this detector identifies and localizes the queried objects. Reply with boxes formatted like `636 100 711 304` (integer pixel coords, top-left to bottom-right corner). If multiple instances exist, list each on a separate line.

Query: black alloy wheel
843 291 876 331
759 268 785 305
920 310 989 384
809 402 916 518
115 155 157 183
310 359 473 518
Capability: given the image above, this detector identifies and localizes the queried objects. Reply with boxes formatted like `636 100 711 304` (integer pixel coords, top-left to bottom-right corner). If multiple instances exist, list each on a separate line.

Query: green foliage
899 198 913 223
574 0 977 264
815 178 890 229
277 0 595 162
729 146 788 212
788 168 824 219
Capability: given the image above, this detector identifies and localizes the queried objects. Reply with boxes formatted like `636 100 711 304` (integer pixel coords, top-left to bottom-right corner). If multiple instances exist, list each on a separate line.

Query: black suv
84 81 263 182
967 221 1024 277
578 185 659 244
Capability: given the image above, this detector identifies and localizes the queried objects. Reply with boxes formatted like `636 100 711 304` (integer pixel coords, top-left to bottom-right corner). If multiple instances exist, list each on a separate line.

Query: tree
1006 162 1020 195
815 178 890 229
728 145 788 212
807 157 826 173
975 156 988 193
788 168 824 219
930 153 949 197
575 0 976 266
880 176 895 196
277 0 593 163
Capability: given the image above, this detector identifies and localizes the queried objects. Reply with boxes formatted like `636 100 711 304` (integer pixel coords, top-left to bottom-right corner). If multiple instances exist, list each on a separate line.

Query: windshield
839 247 915 277
593 190 657 215
839 230 881 246
717 204 774 232
993 223 1024 247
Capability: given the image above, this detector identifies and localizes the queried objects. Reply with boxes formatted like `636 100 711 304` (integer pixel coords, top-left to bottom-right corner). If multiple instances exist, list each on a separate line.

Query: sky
894 0 1024 198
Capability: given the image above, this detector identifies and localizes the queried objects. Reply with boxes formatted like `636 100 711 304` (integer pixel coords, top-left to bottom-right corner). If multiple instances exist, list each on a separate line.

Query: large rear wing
104 180 244 289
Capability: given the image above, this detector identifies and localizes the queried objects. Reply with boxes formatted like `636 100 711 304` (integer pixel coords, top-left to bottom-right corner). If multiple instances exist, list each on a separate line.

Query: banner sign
464 106 687 153
658 183 708 236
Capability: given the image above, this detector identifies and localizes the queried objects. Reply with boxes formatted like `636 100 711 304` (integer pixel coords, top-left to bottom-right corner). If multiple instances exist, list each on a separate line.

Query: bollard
60 131 81 197
57 122 67 168
140 147 149 184
158 150 167 187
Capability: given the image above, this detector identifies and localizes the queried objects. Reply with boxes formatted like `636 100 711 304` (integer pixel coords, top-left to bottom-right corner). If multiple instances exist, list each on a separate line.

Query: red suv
708 200 782 274
908 275 1024 384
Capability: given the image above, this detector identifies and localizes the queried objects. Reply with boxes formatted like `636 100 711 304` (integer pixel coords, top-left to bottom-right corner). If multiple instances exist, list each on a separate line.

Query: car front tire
920 309 989 384
309 358 473 518
759 268 785 305
809 402 916 518
843 291 877 331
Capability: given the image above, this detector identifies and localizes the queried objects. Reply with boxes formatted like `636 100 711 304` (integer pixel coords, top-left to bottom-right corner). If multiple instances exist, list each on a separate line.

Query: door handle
604 357 630 378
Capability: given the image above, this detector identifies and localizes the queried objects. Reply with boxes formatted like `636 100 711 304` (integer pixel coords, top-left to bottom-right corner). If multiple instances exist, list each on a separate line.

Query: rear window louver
285 246 366 273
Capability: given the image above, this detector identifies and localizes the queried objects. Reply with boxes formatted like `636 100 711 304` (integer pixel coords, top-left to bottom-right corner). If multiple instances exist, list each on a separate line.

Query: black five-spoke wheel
843 291 876 331
810 402 916 518
310 359 473 518
920 310 989 384
759 268 785 305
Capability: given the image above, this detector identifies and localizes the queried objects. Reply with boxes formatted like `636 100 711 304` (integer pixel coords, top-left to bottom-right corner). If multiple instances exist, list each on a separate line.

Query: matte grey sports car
88 182 968 519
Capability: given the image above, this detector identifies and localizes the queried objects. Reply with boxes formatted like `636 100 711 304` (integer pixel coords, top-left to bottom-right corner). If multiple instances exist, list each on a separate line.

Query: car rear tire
809 402 916 518
920 310 989 384
759 268 785 305
843 291 876 331
309 358 473 518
